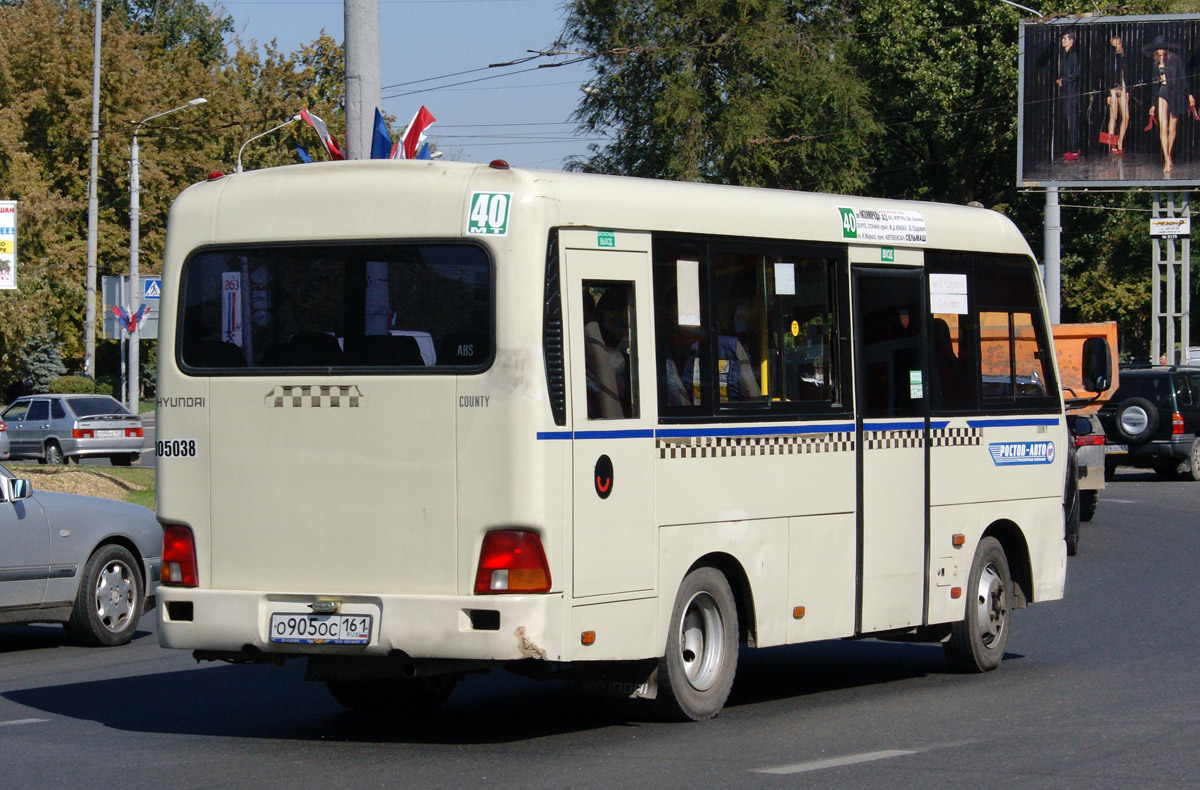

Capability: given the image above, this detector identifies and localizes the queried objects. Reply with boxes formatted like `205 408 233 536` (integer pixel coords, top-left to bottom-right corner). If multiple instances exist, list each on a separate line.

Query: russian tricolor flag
300 109 344 161
392 106 435 160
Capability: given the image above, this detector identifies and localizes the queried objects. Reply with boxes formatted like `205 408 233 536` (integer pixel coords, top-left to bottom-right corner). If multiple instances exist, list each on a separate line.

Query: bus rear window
178 242 492 372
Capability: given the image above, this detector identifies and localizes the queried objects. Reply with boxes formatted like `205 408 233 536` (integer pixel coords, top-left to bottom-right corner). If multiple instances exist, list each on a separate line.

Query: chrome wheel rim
95 560 136 633
974 562 1008 648
677 591 725 691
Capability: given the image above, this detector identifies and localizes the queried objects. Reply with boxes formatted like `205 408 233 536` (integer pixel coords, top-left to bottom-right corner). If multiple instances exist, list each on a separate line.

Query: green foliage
0 0 344 395
563 0 1193 356
21 332 67 392
50 374 100 393
110 0 235 65
561 0 879 192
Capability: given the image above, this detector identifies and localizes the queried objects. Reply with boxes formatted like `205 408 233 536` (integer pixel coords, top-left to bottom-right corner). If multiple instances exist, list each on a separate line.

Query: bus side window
655 243 709 416
583 281 639 420
976 256 1057 408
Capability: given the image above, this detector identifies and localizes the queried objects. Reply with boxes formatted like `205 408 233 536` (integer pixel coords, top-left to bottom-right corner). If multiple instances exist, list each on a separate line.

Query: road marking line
756 749 915 775
1106 499 1136 504
0 719 47 728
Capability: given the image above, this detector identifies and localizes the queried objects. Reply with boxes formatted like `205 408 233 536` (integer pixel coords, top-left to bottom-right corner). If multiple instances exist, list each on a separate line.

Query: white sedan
0 465 160 645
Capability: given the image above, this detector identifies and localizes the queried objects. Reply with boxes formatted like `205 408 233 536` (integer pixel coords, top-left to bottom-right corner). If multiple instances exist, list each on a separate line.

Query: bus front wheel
944 537 1012 674
656 566 738 721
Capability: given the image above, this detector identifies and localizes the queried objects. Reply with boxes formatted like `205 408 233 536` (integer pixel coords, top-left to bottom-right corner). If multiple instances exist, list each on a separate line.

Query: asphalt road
1 473 1198 788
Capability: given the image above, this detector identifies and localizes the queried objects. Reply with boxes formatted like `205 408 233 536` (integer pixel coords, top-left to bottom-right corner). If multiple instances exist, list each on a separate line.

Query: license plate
269 613 372 645
1105 444 1128 455
94 429 122 438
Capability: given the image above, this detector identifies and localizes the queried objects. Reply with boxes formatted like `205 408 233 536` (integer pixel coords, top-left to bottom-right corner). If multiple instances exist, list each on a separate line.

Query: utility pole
1044 186 1061 324
84 0 101 379
344 0 381 160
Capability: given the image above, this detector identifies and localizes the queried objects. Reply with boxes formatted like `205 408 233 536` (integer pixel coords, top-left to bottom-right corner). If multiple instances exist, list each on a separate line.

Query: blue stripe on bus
538 419 987 440
966 417 1061 429
656 423 855 439
574 429 656 440
537 424 857 440
862 420 926 432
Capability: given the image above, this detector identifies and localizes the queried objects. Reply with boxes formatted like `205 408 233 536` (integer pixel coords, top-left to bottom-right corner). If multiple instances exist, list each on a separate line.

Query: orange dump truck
1052 322 1119 522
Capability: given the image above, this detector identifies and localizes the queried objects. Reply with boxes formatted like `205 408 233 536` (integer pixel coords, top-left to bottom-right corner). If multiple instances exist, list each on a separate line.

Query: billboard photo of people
1019 15 1200 186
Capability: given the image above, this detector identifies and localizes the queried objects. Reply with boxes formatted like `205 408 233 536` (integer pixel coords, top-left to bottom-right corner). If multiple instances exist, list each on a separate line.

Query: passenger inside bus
583 283 637 419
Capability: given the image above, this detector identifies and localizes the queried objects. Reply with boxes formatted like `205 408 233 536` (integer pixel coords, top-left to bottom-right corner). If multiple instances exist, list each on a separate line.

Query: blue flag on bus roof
371 108 392 160
415 142 431 160
296 147 313 164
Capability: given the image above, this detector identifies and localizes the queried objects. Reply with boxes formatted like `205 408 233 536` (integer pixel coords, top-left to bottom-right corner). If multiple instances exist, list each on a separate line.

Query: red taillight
1073 435 1104 447
162 525 198 587
1172 412 1185 435
126 427 143 437
73 428 94 439
0 421 6 432
474 530 551 594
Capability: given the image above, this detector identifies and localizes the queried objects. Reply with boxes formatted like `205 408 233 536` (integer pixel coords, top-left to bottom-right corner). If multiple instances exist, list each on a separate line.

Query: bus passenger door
853 266 928 633
562 230 656 599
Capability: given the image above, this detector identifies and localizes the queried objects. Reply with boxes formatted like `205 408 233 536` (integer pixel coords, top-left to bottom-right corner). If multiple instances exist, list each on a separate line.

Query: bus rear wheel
325 676 457 718
656 566 738 721
944 537 1012 673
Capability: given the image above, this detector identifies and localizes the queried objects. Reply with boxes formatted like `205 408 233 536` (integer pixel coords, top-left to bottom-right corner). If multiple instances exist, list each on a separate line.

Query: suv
0 394 144 466
1098 366 1200 481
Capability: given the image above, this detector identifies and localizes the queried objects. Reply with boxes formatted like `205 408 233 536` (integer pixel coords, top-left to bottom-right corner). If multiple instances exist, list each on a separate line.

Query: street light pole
128 97 206 410
236 114 302 173
84 0 101 379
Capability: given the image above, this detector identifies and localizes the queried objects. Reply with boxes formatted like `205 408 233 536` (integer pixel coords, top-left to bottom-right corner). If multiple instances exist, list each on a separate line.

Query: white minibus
156 160 1069 720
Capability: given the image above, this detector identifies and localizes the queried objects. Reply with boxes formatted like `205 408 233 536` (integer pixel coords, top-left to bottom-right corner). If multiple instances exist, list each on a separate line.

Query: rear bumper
67 436 145 458
157 587 566 662
1107 436 1192 466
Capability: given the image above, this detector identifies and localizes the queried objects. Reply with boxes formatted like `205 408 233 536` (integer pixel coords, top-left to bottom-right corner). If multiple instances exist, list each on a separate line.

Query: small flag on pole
393 106 435 160
371 108 392 159
299 109 344 160
415 142 431 160
296 147 313 164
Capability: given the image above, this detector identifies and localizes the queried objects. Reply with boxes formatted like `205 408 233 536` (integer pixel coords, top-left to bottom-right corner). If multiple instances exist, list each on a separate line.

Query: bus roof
168 159 1034 258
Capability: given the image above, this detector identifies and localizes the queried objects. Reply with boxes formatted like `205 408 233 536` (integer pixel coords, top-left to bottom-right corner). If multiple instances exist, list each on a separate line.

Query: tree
561 0 879 193
21 331 67 392
0 0 345 395
109 0 235 65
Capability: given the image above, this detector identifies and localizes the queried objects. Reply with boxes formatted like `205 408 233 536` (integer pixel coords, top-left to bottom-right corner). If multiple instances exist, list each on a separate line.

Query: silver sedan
0 464 160 646
1 394 144 466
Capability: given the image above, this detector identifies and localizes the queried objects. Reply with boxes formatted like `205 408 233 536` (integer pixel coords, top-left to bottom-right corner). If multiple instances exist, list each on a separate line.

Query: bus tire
325 676 457 717
656 566 738 722
944 537 1011 674
1079 489 1098 522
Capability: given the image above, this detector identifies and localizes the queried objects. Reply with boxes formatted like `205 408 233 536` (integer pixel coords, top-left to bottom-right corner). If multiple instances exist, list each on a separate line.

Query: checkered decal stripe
864 430 923 450
657 432 855 459
265 385 365 408
930 427 982 447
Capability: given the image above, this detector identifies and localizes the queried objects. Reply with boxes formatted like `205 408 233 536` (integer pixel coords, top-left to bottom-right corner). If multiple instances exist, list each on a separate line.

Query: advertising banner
1019 14 1200 187
0 201 15 290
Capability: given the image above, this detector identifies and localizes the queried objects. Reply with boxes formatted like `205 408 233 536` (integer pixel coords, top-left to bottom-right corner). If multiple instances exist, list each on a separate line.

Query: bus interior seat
584 321 624 419
344 334 423 366
184 338 247 368
262 332 343 367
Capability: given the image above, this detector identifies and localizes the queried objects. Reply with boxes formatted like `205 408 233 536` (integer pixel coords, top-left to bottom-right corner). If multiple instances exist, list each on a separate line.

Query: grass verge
8 463 155 509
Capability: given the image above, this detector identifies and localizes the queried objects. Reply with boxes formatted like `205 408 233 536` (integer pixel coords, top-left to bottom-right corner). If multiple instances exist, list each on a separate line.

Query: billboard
1019 14 1200 187
0 201 15 290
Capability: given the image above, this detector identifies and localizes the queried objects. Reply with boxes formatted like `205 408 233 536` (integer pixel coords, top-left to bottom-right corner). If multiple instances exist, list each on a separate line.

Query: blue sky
221 0 601 169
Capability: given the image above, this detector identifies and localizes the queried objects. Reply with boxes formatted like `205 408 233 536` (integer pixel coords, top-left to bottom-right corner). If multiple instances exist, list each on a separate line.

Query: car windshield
67 396 131 418
1112 376 1175 410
